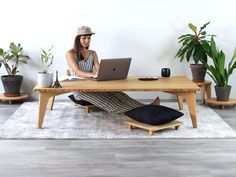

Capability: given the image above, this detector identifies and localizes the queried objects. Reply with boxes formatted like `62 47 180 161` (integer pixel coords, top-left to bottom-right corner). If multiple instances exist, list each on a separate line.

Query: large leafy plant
0 42 29 75
40 46 54 73
201 37 236 86
176 22 215 64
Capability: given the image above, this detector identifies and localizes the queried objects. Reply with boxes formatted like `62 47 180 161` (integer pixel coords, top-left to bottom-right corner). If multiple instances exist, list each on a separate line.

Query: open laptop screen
92 58 131 81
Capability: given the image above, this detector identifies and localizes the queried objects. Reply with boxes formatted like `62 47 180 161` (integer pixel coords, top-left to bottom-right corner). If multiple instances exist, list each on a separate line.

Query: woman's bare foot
150 97 160 105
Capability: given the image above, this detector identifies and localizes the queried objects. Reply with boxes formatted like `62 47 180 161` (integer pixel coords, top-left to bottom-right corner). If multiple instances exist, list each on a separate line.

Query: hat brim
79 33 95 36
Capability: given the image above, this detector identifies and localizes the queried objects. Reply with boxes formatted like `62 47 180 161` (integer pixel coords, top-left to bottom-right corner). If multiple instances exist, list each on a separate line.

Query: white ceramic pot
37 72 53 87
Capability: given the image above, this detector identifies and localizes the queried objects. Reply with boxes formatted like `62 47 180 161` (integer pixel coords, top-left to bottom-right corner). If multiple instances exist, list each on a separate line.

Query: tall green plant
40 46 54 73
201 37 236 86
0 42 29 75
176 22 215 64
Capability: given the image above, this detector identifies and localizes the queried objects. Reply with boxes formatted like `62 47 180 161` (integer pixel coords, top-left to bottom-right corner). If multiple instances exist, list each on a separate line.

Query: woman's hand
91 71 98 78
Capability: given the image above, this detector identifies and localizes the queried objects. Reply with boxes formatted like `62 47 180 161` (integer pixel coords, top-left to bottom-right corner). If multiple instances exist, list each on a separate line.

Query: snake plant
200 37 236 86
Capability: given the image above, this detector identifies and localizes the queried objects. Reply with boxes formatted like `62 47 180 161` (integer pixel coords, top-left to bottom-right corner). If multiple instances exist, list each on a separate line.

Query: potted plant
0 42 30 96
176 22 215 82
37 46 54 87
201 37 236 101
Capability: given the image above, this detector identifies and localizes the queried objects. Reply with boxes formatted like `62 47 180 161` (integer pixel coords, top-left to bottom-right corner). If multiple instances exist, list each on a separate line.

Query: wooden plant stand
125 118 183 136
0 93 29 104
74 104 97 113
196 81 212 104
206 98 236 109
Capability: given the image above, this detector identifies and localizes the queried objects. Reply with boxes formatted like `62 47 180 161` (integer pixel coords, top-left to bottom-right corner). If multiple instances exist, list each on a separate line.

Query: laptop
90 58 131 81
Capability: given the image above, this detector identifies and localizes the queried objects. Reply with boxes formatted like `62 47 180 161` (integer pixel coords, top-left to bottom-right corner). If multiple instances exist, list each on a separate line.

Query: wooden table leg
185 92 197 128
38 93 52 128
177 95 183 110
37 92 66 128
200 85 206 104
205 83 212 99
165 91 183 110
47 96 55 110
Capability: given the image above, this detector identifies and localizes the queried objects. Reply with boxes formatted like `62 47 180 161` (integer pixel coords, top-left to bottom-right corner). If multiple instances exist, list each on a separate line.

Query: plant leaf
186 45 194 62
210 37 217 59
193 43 207 64
200 31 206 35
40 46 54 72
177 34 192 39
201 40 211 56
199 21 210 33
218 51 225 77
188 23 197 33
0 48 3 55
19 60 28 64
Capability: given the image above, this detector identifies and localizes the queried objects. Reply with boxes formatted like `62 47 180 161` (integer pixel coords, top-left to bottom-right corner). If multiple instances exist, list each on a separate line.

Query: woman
66 26 160 113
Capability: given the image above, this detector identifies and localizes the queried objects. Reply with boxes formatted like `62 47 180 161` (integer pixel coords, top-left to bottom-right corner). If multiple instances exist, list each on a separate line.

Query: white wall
1 0 236 100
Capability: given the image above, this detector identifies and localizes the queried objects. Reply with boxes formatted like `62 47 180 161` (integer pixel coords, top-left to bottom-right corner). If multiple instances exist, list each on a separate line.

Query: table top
33 76 200 93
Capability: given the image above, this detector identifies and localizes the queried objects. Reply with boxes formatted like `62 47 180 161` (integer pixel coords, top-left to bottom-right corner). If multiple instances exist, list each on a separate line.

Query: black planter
215 85 231 101
190 64 206 82
1 75 23 97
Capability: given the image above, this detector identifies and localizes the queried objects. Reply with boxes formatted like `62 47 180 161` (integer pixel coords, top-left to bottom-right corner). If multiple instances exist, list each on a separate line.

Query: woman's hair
73 34 91 61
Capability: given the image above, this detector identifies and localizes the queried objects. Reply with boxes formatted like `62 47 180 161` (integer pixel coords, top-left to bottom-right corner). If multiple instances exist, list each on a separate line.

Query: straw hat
77 26 95 35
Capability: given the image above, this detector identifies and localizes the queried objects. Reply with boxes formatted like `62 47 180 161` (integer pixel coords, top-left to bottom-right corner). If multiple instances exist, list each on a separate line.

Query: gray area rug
0 102 236 139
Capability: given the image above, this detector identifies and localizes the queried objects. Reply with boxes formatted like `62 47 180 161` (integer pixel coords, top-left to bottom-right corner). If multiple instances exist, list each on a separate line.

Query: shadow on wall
105 27 190 78
21 76 37 101
18 54 42 100
156 33 191 77
108 30 160 76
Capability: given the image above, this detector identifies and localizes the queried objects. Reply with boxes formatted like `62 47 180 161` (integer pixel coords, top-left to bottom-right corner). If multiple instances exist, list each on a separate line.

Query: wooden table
33 76 200 129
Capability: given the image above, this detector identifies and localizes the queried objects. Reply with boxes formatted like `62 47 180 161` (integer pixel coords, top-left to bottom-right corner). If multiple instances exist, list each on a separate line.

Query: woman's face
80 35 91 48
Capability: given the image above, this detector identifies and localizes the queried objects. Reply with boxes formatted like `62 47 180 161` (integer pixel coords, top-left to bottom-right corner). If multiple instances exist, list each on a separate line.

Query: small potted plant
0 42 30 96
37 46 54 87
176 22 215 82
201 37 236 101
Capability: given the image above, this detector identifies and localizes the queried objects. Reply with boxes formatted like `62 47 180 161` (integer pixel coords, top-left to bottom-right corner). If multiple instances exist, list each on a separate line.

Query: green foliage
176 22 215 64
40 46 54 73
0 42 30 75
200 37 236 86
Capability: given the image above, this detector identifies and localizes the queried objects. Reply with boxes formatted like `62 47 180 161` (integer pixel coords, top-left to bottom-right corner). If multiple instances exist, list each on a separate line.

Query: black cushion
68 95 93 106
124 105 184 125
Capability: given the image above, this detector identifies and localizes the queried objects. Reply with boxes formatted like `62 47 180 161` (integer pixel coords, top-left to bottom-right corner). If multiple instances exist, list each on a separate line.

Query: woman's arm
66 50 95 78
91 50 100 75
